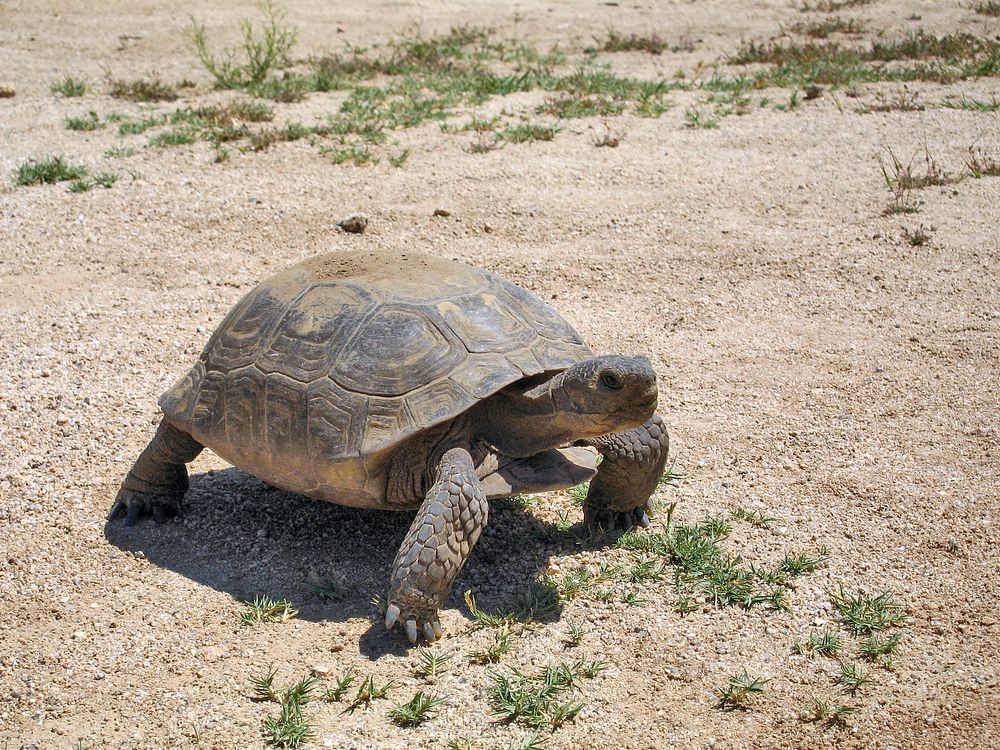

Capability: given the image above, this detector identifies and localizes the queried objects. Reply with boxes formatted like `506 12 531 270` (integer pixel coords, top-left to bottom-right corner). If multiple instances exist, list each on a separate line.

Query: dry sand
1 1 999 748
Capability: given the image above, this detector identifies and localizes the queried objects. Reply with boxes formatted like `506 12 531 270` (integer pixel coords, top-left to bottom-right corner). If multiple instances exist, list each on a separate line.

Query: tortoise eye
600 372 624 390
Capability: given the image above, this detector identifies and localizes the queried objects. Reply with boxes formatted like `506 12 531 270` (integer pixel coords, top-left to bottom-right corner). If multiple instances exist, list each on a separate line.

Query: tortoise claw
405 619 418 643
384 604 401 630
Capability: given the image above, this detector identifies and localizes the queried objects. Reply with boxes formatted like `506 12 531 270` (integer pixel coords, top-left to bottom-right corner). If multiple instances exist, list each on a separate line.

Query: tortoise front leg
581 414 669 531
385 447 488 644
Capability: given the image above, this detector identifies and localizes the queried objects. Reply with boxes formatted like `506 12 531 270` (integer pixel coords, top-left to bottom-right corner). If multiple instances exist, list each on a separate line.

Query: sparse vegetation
487 660 600 729
731 507 775 528
795 631 842 658
974 1 1000 17
51 76 87 96
416 648 453 678
322 668 357 703
189 0 297 90
789 17 867 39
684 106 720 129
831 588 907 634
468 628 513 664
346 675 399 711
601 31 668 55
802 697 855 726
717 671 768 710
240 595 297 624
149 128 198 147
389 691 443 726
108 77 178 102
903 225 931 247
964 146 1000 178
13 156 88 186
859 632 903 661
498 123 559 143
65 111 103 131
104 145 136 159
837 662 872 694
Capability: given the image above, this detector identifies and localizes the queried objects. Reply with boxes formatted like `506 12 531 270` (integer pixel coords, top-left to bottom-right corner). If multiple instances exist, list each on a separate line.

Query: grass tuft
717 670 767 710
802 697 855 726
51 76 87 96
109 77 179 102
66 111 103 131
13 156 88 186
601 31 668 55
241 595 298 625
416 648 453 678
794 631 842 659
389 691 443 726
831 587 906 634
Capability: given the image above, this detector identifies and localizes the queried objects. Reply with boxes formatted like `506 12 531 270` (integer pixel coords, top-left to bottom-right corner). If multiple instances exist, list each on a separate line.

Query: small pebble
337 213 368 234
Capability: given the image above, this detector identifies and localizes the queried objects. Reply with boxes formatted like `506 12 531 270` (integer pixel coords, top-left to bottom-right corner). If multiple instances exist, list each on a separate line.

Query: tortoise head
530 355 659 435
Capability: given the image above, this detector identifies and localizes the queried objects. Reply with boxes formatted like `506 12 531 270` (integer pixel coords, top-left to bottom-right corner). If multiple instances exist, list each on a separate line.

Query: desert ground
1 1 999 748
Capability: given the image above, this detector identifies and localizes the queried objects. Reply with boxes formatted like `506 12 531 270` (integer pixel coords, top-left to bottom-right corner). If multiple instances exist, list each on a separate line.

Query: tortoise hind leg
109 419 203 525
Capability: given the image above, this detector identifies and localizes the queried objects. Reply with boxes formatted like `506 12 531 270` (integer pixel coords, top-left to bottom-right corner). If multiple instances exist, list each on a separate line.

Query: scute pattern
161 251 594 488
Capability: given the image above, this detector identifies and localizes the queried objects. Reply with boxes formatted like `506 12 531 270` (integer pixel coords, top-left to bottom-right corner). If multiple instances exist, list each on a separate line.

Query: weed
860 87 924 113
389 691 443 726
109 77 178 102
498 123 559 143
51 76 88 96
859 632 902 660
149 128 198 147
539 95 625 118
13 156 88 186
388 148 411 168
506 735 548 750
321 143 378 166
945 96 1000 111
282 676 318 707
569 482 589 507
214 145 231 163
416 648 453 678
252 667 281 702
104 145 136 158
636 93 673 117
565 623 585 647
831 587 906 634
622 592 647 607
601 31 668 55
903 225 931 246
67 179 93 193
731 507 776 528
837 663 872 694
779 549 830 576
240 595 298 625
630 558 665 583
684 106 719 129
118 116 164 136
448 738 478 750
66 111 103 131
190 0 297 90
964 146 1000 178
468 629 512 664
794 631 842 659
879 148 922 214
263 700 313 748
802 697 855 726
717 671 768 710
487 661 596 729
323 668 357 702
790 17 866 39
799 0 872 10
974 1 1000 16
347 675 399 711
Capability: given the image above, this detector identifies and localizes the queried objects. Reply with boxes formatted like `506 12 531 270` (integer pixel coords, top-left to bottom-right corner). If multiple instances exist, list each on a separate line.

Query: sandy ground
2 1 999 748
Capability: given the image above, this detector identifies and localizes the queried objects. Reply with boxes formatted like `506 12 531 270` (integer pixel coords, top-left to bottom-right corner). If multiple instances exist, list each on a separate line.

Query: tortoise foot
584 501 652 532
108 487 183 525
384 598 444 643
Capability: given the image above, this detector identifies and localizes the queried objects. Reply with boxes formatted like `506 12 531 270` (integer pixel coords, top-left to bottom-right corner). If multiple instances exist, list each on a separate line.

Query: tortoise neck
475 371 581 457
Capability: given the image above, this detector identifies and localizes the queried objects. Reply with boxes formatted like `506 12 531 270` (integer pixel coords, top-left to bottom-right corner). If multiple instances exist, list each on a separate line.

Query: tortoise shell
159 250 593 506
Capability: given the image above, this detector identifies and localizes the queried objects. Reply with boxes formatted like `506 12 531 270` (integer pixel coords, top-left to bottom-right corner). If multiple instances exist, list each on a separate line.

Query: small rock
337 213 368 234
311 664 334 677
432 208 451 217
483 223 494 234
0 87 15 98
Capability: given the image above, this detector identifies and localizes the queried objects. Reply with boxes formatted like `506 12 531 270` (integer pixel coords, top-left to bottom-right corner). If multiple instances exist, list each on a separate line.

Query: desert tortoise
111 250 669 642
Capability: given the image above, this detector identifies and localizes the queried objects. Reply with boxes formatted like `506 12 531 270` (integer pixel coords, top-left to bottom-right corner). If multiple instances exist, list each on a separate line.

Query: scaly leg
384 447 487 643
108 419 203 525
581 414 669 531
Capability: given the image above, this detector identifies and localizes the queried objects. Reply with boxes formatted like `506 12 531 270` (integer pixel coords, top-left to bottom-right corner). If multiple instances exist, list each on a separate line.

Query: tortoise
110 250 669 643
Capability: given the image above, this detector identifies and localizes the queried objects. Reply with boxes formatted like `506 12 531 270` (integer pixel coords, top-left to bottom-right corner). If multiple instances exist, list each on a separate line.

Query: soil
2 1 998 749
